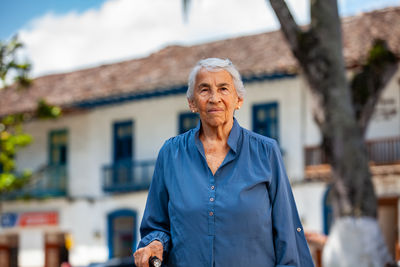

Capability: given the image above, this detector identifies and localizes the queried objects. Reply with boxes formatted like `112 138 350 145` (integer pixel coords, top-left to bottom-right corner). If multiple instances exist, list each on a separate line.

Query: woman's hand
133 240 163 267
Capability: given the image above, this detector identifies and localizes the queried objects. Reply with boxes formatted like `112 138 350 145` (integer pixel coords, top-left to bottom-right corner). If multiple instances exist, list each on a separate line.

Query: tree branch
269 0 376 218
351 39 399 135
310 0 342 52
268 0 302 54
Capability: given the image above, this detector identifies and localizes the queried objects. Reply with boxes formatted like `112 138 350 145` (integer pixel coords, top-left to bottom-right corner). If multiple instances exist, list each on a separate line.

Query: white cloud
18 0 310 77
344 0 399 16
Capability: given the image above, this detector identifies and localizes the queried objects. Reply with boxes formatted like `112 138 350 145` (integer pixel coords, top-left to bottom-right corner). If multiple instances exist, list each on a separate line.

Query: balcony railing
305 136 400 166
3 165 67 200
102 160 156 193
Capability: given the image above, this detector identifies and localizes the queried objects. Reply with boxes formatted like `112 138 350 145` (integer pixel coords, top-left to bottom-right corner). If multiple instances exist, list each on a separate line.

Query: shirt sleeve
267 140 315 267
137 143 171 255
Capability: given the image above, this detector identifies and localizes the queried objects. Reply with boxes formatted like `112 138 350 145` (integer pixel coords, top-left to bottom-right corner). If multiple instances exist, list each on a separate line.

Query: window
111 121 134 189
252 102 279 142
107 210 137 259
178 112 199 134
48 130 68 195
49 130 68 166
113 121 133 163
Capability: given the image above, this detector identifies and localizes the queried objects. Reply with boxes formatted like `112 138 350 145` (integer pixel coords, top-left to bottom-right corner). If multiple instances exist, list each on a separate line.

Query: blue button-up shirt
138 119 314 267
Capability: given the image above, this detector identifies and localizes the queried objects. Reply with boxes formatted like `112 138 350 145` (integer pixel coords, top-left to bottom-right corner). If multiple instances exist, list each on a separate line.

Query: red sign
19 212 58 227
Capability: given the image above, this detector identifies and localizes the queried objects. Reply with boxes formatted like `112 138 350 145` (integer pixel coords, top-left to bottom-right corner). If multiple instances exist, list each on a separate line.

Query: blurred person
60 262 71 267
134 58 314 267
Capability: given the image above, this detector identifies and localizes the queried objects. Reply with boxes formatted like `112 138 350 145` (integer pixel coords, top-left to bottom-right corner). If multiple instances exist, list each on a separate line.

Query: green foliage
351 39 398 119
367 39 397 67
0 171 32 194
36 99 62 119
351 70 370 113
0 99 61 195
0 37 62 197
0 115 33 194
0 35 32 88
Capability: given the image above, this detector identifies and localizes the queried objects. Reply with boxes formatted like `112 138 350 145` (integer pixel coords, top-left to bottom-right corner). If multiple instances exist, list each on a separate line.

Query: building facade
0 7 399 267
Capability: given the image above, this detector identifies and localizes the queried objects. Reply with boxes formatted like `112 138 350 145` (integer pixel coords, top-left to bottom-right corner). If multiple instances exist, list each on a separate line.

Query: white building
0 7 399 267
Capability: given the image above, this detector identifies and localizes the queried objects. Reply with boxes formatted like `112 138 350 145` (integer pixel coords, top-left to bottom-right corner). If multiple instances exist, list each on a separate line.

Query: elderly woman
134 58 314 267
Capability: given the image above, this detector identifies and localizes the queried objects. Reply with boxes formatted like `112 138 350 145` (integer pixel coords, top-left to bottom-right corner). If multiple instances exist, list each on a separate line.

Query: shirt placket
208 171 216 267
208 171 216 236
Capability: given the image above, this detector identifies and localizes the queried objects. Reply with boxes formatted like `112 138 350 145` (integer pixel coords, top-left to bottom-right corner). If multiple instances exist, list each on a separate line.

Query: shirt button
211 185 215 190
209 211 214 216
297 227 302 232
210 197 214 202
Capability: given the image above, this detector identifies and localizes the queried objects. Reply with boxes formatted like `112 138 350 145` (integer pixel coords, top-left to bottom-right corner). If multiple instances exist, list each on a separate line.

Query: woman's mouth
208 108 224 113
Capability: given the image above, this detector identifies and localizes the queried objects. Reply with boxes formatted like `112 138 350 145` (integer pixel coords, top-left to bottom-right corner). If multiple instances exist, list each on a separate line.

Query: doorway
378 197 399 260
0 235 18 267
108 209 137 259
44 233 69 267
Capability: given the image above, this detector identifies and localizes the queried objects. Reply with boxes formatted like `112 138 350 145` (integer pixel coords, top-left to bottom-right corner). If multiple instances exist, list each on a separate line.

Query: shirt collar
193 117 242 154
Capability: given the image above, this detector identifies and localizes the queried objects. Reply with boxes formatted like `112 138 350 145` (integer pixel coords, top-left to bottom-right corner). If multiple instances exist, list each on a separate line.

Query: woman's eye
221 87 230 94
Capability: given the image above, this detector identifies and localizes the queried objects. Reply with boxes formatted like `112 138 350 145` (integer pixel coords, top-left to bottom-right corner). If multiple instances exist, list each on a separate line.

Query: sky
1 0 399 78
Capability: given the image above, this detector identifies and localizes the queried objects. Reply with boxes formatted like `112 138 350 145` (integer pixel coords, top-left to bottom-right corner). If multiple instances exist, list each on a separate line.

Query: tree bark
269 0 376 218
268 0 398 265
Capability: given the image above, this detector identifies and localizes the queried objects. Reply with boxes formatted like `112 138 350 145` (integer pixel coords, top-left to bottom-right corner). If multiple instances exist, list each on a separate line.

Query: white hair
186 58 246 100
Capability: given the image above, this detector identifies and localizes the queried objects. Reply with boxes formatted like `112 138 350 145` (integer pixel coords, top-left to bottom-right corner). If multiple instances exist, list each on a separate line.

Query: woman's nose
209 89 221 102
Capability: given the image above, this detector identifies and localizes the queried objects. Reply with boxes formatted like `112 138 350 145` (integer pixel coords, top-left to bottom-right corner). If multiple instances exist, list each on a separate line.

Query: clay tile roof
1 6 399 117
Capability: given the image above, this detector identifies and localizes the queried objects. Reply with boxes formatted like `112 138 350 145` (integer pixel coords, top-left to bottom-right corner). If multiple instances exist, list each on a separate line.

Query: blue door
108 209 137 259
323 185 334 235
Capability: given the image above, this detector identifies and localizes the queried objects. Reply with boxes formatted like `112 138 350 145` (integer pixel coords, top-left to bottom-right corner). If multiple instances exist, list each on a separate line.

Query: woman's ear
188 98 197 113
236 97 244 110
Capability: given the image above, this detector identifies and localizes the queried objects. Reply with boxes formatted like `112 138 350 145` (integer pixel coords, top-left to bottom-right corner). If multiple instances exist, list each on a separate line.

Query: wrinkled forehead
195 67 233 84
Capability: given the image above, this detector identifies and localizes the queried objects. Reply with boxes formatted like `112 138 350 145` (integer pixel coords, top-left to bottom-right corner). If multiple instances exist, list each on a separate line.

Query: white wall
16 76 308 199
16 94 193 198
292 182 327 233
89 94 191 162
18 230 44 267
8 69 400 266
16 111 98 198
21 69 399 195
1 192 149 267
365 68 400 139
304 68 400 145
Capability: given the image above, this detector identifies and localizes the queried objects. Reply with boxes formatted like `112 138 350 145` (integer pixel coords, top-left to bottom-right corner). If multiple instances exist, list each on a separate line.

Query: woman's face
188 68 243 128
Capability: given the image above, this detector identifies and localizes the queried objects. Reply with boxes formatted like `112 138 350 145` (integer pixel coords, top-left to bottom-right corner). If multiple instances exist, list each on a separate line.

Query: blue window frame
113 121 133 163
323 185 334 235
107 209 137 259
111 121 134 190
45 130 68 196
252 102 279 142
49 129 68 166
178 112 199 134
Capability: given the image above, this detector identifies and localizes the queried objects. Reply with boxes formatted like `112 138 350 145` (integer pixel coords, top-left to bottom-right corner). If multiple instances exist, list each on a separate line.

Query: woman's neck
199 118 234 143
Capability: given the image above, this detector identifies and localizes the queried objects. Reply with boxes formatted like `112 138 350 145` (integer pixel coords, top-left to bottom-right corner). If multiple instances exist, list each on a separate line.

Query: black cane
149 256 162 267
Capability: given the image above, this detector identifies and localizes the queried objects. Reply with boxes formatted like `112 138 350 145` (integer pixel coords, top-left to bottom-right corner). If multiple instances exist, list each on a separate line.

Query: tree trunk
268 0 398 265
